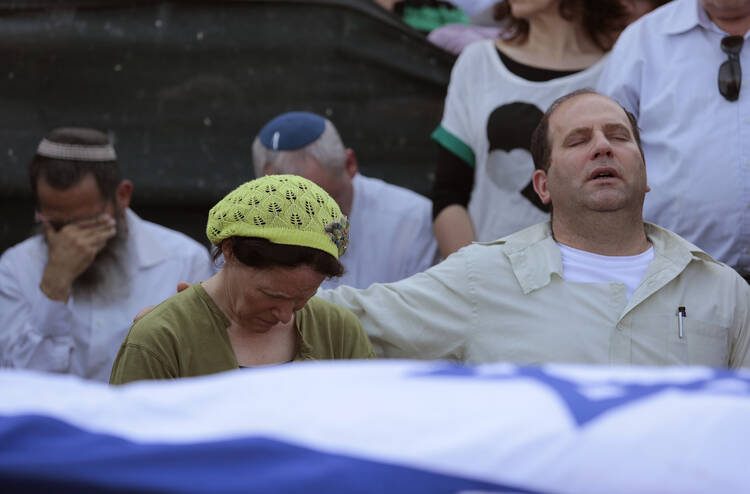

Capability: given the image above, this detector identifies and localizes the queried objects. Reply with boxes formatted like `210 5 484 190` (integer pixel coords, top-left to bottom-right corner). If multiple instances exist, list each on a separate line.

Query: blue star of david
412 364 750 426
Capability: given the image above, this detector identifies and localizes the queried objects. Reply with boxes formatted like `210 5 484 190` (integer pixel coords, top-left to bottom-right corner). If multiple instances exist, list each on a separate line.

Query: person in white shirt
251 111 438 290
317 90 750 368
0 127 215 381
597 0 750 279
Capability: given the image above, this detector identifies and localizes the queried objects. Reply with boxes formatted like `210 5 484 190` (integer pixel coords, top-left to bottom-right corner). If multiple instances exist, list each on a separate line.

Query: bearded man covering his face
0 127 215 382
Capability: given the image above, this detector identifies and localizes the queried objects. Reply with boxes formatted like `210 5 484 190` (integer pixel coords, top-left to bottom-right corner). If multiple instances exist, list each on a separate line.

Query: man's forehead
37 173 107 210
549 94 630 138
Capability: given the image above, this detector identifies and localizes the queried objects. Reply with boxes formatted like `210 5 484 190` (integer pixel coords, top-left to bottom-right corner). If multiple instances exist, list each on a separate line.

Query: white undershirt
557 243 655 300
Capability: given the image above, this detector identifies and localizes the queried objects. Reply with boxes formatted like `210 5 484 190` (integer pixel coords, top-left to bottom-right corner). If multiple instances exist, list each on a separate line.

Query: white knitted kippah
36 138 117 162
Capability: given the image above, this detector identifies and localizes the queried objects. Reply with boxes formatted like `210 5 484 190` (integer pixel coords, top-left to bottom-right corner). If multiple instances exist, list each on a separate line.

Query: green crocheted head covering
207 175 349 259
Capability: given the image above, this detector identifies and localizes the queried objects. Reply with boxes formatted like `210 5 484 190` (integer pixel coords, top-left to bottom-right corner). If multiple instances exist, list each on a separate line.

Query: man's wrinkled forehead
548 94 632 144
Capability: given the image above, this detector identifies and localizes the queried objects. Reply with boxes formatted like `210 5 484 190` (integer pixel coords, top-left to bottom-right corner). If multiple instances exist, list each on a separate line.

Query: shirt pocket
682 317 729 366
630 314 729 366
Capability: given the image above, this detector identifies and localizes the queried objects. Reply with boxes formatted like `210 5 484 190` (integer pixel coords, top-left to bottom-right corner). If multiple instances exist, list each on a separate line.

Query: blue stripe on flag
0 414 544 494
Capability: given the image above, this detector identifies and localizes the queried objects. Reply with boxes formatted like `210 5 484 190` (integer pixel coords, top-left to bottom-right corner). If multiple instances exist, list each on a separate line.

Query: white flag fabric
1 360 748 493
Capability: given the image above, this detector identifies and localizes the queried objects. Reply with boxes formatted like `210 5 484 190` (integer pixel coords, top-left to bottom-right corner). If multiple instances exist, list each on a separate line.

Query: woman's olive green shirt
110 283 375 384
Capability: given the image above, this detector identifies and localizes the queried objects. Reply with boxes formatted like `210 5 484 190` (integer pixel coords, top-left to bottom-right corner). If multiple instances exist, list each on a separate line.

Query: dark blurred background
0 0 454 252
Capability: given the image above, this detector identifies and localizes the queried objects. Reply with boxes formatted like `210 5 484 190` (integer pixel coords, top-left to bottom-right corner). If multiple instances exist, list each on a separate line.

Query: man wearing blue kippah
252 112 439 290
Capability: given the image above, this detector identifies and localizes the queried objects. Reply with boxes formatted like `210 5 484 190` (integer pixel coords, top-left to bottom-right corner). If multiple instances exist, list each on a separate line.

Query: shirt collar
496 222 562 295
293 307 315 361
623 222 715 313
124 208 172 269
664 0 728 35
643 222 715 265
496 221 717 296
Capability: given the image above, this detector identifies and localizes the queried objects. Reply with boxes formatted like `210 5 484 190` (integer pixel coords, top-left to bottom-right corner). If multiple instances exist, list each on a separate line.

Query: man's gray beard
74 210 131 301
39 208 132 301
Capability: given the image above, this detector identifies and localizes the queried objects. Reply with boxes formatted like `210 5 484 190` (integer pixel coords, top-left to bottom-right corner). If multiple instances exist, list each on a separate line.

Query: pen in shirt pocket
676 306 687 339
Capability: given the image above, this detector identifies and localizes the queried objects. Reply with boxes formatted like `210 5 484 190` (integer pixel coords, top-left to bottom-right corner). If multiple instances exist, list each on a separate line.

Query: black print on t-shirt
486 102 550 213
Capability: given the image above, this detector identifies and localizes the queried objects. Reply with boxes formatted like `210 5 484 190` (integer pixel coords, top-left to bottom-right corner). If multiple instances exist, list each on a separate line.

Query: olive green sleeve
323 300 376 359
298 297 377 360
342 311 377 359
109 342 178 384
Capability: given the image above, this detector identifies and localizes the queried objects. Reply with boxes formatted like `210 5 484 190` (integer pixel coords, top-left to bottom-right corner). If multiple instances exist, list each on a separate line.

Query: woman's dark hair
494 0 629 51
214 237 344 278
29 128 120 207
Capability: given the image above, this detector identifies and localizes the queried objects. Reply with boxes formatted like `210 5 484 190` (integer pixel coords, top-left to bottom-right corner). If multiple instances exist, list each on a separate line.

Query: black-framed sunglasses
719 35 744 102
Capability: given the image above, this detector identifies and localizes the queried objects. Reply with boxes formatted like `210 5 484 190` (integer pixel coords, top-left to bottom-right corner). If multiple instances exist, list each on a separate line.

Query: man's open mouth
589 168 619 180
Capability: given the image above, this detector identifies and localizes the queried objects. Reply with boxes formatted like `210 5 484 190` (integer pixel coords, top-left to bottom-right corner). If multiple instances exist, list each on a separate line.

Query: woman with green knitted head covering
110 175 375 383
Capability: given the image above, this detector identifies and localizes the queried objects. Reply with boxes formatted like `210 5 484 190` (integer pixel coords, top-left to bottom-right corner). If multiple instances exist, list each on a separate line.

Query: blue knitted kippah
258 112 326 151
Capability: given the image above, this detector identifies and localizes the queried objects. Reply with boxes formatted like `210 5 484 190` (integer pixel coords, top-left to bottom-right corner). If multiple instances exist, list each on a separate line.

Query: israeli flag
1 360 749 493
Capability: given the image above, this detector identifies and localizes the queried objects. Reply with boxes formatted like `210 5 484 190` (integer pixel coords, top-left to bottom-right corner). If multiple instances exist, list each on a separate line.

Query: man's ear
532 169 552 205
116 180 133 210
344 148 359 179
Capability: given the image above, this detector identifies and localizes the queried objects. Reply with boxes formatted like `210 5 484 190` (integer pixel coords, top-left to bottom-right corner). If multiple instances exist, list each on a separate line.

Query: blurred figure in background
374 0 470 32
429 1 670 55
0 127 214 381
252 112 438 289
428 1 505 55
597 0 750 280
